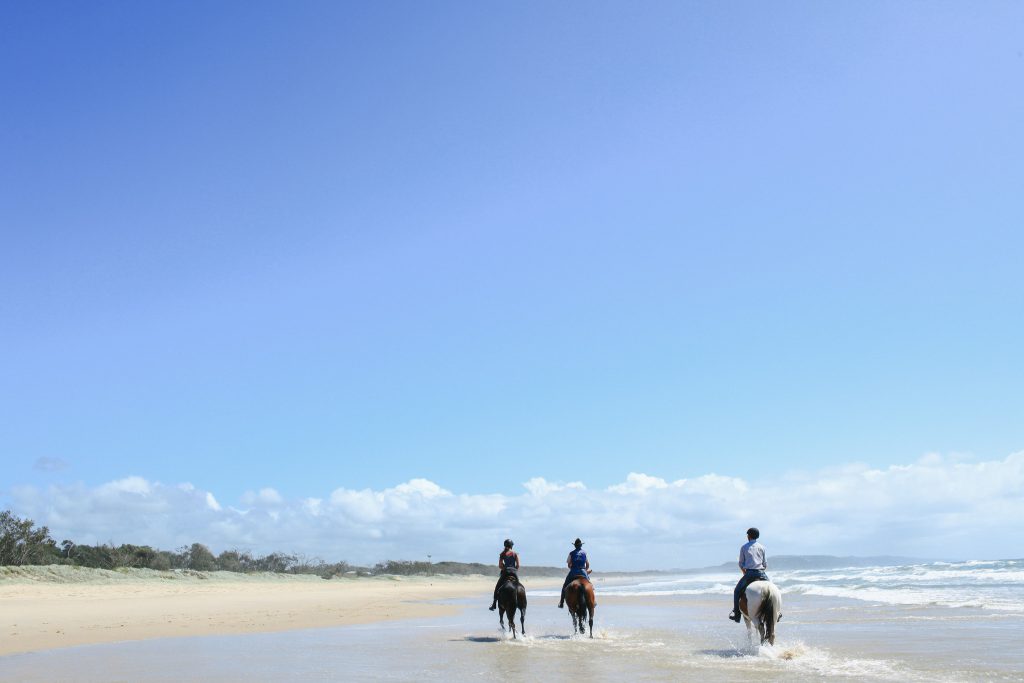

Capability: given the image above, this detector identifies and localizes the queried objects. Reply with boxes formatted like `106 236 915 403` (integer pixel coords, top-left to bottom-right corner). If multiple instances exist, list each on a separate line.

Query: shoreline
0 565 559 656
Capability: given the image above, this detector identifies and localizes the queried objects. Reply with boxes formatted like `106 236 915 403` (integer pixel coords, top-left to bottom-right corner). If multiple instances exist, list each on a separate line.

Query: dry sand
0 565 540 656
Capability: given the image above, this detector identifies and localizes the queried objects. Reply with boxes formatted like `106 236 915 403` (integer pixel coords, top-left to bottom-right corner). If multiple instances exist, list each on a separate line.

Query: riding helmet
504 538 513 548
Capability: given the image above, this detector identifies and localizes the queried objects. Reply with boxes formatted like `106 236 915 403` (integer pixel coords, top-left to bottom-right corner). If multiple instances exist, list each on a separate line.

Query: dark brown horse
564 577 595 637
497 576 527 638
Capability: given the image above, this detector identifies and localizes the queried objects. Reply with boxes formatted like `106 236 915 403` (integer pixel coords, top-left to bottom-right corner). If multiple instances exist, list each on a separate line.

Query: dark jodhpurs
493 568 518 601
733 568 769 615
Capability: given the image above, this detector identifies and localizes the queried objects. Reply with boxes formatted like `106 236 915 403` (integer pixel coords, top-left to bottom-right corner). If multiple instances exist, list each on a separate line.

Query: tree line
0 510 563 577
0 510 358 576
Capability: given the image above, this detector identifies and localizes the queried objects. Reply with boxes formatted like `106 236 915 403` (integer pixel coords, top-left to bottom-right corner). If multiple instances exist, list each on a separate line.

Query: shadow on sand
456 634 576 644
460 636 502 643
697 648 748 658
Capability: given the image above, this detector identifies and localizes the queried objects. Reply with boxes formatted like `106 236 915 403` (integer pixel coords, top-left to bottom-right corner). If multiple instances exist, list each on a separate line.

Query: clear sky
2 2 1022 568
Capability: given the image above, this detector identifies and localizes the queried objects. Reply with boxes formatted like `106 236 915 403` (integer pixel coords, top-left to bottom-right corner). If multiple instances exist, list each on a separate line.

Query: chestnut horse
497 576 527 638
564 577 595 637
738 580 782 646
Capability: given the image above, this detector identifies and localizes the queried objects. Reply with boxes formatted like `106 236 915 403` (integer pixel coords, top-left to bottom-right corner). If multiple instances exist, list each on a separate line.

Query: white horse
740 580 782 646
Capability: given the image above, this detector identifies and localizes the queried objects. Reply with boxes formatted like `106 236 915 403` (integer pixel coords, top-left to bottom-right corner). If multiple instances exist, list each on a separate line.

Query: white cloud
392 479 448 499
608 472 668 494
4 451 1022 570
241 488 284 506
99 476 151 496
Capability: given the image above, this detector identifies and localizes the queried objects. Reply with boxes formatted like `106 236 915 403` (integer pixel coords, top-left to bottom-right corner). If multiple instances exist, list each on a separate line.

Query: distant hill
682 554 936 574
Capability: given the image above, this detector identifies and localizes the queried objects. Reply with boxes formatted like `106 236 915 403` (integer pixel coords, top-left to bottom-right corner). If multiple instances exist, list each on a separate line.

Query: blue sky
2 2 1022 567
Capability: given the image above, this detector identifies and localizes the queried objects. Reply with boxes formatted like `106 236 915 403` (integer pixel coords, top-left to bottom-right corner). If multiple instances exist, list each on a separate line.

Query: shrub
0 511 59 566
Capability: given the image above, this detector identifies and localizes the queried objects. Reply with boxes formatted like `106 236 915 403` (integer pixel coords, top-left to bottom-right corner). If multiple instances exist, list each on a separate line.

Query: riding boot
488 601 496 611
729 610 741 622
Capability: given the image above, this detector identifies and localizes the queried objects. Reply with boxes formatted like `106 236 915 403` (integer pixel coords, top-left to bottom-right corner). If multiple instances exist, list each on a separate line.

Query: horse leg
586 585 595 638
509 607 517 639
566 586 577 634
518 587 527 636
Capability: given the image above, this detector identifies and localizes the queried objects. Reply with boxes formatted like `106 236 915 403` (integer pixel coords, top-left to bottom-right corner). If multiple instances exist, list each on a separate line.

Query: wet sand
3 567 1023 681
2 592 1022 682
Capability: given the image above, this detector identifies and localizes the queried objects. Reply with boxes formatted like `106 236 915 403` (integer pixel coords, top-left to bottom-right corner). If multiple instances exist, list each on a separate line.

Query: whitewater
591 558 1024 613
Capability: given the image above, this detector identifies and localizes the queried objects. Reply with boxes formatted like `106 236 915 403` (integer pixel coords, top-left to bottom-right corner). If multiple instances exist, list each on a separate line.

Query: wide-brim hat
572 538 584 546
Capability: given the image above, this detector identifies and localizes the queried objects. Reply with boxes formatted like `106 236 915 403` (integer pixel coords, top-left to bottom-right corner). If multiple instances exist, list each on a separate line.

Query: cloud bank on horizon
6 451 1021 570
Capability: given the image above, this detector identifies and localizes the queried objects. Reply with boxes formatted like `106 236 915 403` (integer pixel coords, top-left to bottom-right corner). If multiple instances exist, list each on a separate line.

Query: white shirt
739 540 766 570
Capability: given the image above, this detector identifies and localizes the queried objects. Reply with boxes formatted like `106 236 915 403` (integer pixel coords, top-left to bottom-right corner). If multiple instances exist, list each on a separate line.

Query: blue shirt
569 548 588 571
739 540 766 570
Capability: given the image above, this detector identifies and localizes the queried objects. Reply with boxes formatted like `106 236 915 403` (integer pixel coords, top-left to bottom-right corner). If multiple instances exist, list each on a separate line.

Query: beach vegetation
184 543 218 571
0 511 60 565
215 549 249 573
370 559 563 577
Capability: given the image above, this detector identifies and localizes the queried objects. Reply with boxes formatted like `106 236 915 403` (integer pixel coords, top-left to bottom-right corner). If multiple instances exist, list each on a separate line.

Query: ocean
2 559 1021 682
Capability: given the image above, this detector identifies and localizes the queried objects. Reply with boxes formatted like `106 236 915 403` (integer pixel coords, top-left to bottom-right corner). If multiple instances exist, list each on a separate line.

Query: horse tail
756 583 779 644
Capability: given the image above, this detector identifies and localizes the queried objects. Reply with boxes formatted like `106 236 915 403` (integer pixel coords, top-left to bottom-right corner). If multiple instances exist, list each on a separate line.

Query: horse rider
558 537 591 608
730 527 769 622
489 538 520 611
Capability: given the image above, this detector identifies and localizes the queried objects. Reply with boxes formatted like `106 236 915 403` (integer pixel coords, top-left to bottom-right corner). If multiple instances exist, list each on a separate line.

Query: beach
2 561 1023 681
0 566 537 657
